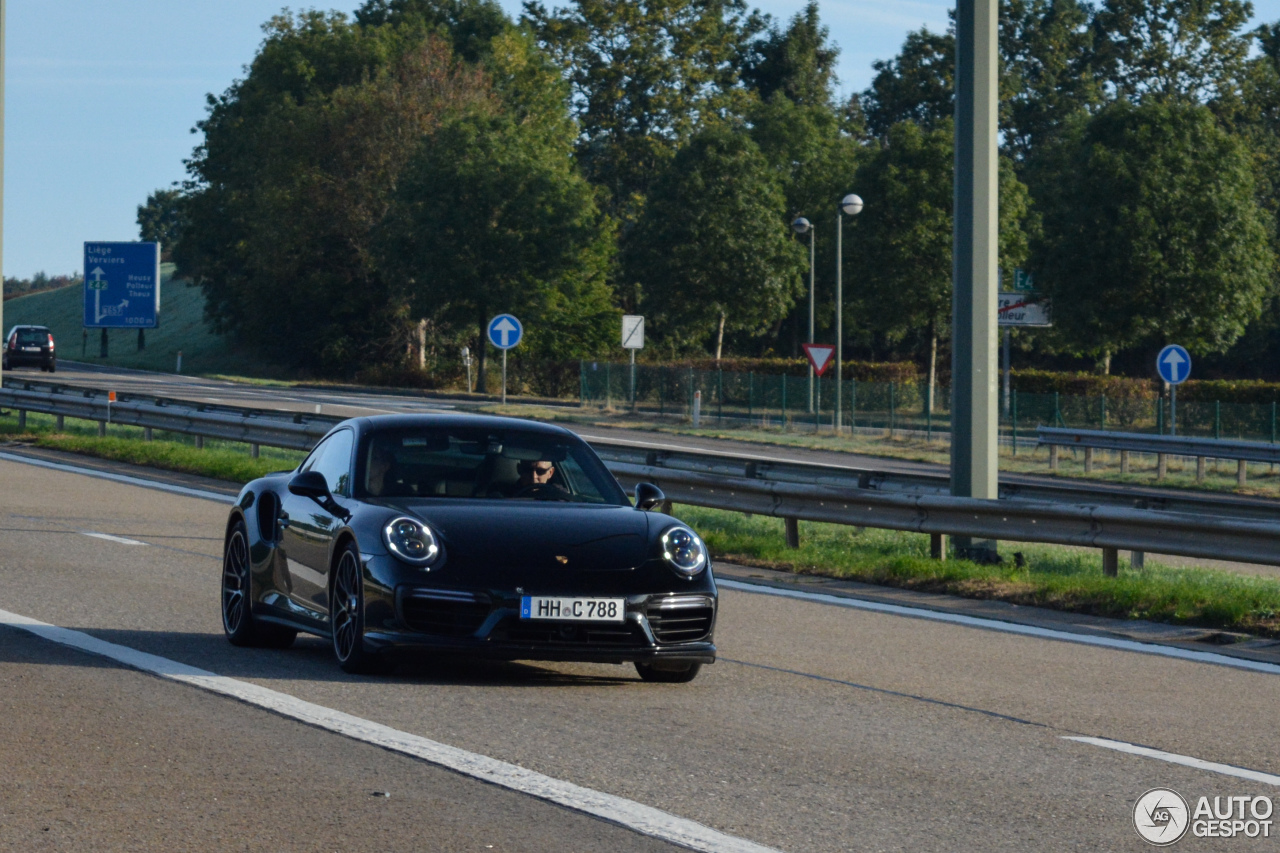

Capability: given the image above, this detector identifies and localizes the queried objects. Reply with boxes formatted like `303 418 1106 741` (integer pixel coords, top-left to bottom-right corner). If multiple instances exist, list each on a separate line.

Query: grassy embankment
2 268 285 378
4 408 1280 640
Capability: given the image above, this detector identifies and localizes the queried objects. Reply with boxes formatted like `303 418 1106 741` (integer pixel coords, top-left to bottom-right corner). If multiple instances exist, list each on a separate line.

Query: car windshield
16 329 48 345
359 427 626 505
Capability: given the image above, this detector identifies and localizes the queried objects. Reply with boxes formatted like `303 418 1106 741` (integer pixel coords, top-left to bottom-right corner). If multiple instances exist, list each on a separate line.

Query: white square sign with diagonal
622 315 644 349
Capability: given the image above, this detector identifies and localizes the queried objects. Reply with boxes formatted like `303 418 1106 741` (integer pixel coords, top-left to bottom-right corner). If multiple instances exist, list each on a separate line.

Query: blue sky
6 0 1280 278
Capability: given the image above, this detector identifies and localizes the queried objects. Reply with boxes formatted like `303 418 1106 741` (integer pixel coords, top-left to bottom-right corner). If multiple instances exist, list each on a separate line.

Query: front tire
331 542 377 674
222 520 296 648
635 661 702 683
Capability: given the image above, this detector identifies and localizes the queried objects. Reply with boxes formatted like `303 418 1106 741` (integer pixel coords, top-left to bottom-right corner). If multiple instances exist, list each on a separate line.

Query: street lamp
835 193 862 431
791 216 814 412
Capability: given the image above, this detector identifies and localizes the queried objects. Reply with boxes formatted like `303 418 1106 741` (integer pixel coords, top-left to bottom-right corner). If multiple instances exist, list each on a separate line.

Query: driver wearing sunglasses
514 456 572 500
518 459 556 487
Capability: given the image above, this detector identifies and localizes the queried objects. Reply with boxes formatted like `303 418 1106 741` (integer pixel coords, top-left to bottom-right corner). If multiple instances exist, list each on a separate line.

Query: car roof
7 325 50 332
343 412 578 440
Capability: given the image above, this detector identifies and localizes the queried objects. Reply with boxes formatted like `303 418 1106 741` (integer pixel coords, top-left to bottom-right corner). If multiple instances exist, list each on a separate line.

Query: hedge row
1008 370 1280 404
633 357 923 382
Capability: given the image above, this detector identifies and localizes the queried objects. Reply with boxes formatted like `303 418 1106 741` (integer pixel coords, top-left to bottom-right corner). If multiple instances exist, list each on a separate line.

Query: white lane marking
716 578 1280 677
80 532 147 546
1064 737 1280 787
0 608 780 853
0 452 234 504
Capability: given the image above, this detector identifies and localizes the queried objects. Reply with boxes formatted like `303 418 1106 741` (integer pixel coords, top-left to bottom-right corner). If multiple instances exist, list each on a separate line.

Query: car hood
391 500 654 575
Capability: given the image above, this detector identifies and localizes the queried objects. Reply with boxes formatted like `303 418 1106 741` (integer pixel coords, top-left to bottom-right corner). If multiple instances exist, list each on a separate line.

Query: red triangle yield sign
802 343 835 377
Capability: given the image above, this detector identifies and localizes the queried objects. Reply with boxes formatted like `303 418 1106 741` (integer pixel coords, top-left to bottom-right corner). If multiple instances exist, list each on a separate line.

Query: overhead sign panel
997 292 1052 327
83 242 161 329
802 343 835 377
621 315 644 349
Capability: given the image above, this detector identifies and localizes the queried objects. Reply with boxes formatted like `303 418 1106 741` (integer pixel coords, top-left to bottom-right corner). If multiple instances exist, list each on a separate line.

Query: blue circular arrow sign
487 314 523 350
1156 344 1191 385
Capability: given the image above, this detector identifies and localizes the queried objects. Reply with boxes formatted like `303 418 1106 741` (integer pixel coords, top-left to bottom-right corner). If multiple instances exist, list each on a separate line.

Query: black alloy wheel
222 520 296 648
635 661 702 683
331 542 377 673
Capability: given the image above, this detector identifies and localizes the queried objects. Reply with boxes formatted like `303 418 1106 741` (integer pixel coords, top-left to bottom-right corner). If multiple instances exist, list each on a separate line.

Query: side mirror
288 470 331 501
634 482 666 512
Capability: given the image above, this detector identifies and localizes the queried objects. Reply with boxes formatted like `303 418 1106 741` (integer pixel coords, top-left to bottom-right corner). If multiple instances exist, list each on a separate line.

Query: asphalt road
3 454 1280 851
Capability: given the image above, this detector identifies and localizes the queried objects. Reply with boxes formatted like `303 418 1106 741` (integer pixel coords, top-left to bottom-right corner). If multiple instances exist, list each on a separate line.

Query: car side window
305 430 354 496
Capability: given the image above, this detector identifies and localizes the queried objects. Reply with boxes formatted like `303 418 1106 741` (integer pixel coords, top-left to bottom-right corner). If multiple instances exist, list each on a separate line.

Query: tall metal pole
0 0 6 388
835 212 843 431
807 231 815 412
951 0 1000 559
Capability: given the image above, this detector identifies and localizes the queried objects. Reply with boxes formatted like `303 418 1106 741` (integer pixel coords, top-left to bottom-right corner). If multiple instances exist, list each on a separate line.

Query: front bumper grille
399 588 491 637
646 596 715 643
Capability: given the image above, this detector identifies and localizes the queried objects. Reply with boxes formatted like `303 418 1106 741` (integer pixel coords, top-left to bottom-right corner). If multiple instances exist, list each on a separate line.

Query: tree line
150 0 1280 387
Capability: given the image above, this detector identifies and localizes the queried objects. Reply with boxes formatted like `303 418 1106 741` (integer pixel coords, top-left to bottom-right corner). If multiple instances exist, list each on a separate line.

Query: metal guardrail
6 381 1280 568
588 439 1280 524
607 463 1280 568
1037 426 1280 487
1038 426 1280 464
0 385 337 451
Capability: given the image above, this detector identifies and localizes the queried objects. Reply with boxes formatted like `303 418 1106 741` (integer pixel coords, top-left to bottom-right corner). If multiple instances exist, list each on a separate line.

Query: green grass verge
0 409 304 482
6 407 1280 641
671 504 1280 640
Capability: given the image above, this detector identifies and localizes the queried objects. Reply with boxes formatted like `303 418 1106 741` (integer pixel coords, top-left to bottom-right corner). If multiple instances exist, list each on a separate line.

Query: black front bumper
363 583 717 664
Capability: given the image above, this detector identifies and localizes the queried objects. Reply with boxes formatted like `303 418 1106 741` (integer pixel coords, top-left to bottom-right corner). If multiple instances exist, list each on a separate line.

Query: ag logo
1135 788 1190 845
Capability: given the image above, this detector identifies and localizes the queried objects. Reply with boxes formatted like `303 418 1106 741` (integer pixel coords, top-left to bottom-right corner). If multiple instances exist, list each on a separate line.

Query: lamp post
791 216 814 412
834 193 862 431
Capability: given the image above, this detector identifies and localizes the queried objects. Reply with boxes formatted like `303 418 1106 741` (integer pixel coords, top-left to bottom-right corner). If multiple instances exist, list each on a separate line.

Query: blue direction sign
1157 344 1191 385
83 242 161 329
487 314 523 350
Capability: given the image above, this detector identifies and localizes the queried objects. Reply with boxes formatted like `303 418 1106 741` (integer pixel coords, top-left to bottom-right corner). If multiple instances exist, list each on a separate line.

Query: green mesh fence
579 362 1280 444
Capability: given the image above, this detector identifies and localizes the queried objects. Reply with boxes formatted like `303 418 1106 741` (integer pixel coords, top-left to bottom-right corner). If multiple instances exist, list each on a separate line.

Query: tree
624 124 805 358
377 110 616 391
524 0 762 214
1092 0 1254 105
847 120 1030 405
861 28 954 139
136 189 187 261
741 2 838 108
355 0 511 62
1029 100 1275 367
176 12 492 371
1001 0 1100 158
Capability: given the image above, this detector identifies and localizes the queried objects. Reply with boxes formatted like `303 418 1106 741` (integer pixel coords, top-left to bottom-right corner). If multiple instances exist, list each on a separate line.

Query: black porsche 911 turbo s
221 413 716 682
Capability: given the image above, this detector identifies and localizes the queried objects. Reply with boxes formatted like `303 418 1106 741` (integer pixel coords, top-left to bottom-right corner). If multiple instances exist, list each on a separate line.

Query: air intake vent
646 597 714 643
400 589 490 637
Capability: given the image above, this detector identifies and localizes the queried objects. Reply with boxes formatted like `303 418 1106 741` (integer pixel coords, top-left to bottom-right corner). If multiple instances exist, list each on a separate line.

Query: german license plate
520 596 624 622
22 347 39 352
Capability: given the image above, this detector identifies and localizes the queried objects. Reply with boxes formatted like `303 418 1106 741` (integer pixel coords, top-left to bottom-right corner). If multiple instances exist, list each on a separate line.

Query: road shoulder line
0 607 780 853
1063 737 1280 787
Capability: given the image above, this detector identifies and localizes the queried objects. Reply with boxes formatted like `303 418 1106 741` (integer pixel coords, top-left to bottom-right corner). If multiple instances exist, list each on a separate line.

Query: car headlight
383 517 439 566
661 526 707 578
